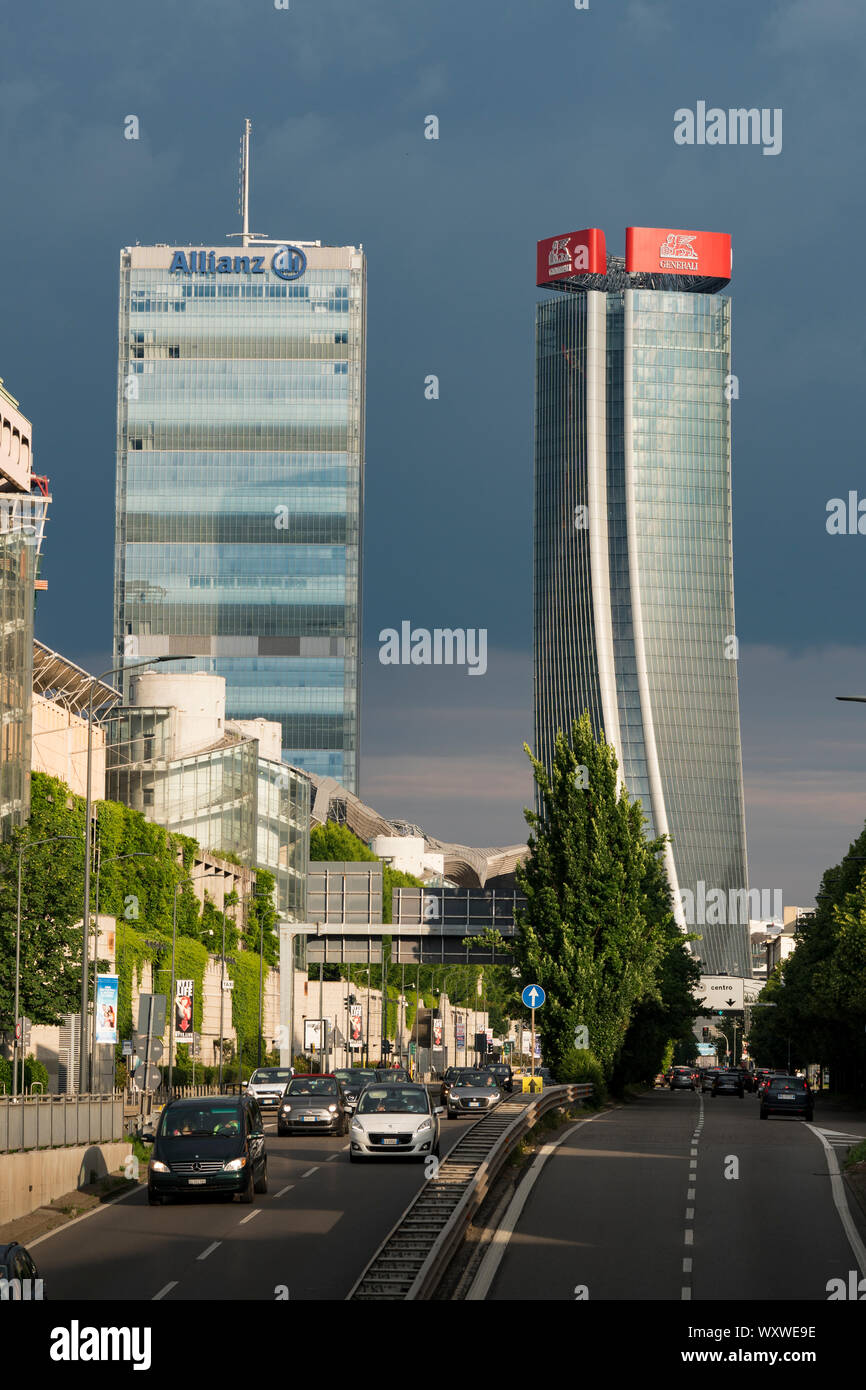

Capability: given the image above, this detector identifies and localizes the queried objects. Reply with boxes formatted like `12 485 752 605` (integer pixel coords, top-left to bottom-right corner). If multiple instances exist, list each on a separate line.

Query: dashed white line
687 1188 695 1201
275 1184 295 1198
684 1229 694 1246
239 1208 262 1225
685 1208 694 1221
681 1286 692 1300
301 1166 318 1178
682 1258 693 1273
197 1242 221 1261
153 1281 177 1301
326 1153 339 1161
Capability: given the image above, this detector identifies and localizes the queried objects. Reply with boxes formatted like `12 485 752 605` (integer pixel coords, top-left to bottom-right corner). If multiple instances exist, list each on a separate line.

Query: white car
446 1070 502 1118
245 1066 294 1110
349 1084 442 1162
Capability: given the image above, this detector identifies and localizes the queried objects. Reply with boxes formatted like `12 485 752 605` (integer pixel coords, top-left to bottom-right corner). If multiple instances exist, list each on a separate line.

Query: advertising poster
175 979 194 1042
348 1002 363 1048
456 1021 465 1049
304 1018 325 1051
95 975 118 1045
432 1015 443 1047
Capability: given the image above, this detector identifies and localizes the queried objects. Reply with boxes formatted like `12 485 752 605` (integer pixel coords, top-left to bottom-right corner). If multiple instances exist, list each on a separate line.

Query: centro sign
168 246 307 280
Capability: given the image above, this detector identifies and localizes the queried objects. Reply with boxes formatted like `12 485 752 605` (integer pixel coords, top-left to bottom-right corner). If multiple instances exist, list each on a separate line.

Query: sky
1 0 865 908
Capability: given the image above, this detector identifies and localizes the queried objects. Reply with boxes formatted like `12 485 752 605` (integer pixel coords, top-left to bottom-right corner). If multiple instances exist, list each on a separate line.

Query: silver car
245 1066 294 1110
446 1070 502 1118
349 1084 442 1162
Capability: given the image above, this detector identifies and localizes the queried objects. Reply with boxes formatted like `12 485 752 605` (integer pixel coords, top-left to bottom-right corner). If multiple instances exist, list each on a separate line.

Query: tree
512 715 666 1079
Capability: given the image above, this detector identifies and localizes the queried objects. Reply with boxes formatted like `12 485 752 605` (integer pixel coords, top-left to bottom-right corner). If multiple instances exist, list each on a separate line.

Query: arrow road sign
522 984 546 1010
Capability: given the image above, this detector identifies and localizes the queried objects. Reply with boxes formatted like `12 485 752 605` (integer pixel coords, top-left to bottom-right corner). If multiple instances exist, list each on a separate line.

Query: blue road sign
522 984 546 1009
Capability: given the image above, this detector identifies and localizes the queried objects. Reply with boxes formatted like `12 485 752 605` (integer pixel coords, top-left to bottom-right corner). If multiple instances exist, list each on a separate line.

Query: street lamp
78 653 195 1092
14 834 83 1099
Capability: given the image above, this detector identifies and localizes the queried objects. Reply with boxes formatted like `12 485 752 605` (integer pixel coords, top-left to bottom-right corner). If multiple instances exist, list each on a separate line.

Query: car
0 1242 41 1296
439 1066 473 1107
670 1066 696 1091
446 1070 503 1118
277 1074 349 1135
245 1065 294 1109
486 1063 514 1094
144 1095 267 1205
332 1068 376 1112
760 1076 814 1121
701 1068 720 1092
711 1070 744 1099
349 1083 442 1161
374 1067 410 1082
536 1066 556 1086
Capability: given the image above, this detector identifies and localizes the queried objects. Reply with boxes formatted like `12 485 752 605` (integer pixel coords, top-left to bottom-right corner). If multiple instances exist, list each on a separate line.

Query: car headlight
224 1157 247 1171
149 1159 169 1174
328 1104 337 1113
416 1118 433 1133
281 1104 291 1112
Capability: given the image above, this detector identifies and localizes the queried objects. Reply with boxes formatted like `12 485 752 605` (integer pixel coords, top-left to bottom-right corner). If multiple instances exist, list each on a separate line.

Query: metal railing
347 1082 593 1300
0 1093 125 1153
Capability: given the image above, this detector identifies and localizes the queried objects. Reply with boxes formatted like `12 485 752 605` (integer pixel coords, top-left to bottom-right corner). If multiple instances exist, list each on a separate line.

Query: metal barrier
0 1094 125 1153
348 1082 593 1300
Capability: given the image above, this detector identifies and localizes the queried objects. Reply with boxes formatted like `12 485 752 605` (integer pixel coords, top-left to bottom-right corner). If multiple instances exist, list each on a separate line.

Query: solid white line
26 1175 142 1250
684 1230 693 1246
197 1241 221 1261
153 1281 177 1301
466 1110 607 1301
301 1166 318 1178
805 1124 866 1275
275 1184 295 1198
239 1208 261 1225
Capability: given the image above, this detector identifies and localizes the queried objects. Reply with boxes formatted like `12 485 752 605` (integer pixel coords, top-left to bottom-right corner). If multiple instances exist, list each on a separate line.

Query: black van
143 1096 268 1205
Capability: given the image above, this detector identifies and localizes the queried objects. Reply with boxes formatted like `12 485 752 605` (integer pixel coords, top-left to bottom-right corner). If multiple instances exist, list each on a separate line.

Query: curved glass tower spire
533 245 750 977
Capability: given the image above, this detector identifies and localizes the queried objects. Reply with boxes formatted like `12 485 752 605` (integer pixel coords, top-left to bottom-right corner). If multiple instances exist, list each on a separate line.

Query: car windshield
286 1077 338 1096
160 1105 242 1137
250 1069 292 1084
333 1071 358 1085
457 1073 496 1087
357 1087 429 1115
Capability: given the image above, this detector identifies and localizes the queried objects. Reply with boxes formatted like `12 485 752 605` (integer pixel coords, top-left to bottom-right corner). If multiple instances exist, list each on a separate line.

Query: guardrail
347 1082 593 1300
0 1094 125 1153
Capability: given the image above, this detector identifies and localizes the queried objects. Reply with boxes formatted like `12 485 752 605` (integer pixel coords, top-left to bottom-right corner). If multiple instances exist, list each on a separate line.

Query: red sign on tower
536 228 606 286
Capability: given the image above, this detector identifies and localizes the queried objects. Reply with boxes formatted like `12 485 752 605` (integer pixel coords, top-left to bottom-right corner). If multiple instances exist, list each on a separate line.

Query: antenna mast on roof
228 119 268 244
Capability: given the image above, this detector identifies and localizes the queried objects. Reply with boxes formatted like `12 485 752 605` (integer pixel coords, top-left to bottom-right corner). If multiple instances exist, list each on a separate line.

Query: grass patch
844 1139 866 1169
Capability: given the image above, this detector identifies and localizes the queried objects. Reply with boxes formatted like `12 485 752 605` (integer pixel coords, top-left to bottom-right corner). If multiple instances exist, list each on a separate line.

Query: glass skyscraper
114 240 365 791
533 237 750 976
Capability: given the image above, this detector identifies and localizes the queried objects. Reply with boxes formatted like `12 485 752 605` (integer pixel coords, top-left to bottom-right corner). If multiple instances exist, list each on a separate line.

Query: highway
30 1111 481 1302
482 1088 866 1301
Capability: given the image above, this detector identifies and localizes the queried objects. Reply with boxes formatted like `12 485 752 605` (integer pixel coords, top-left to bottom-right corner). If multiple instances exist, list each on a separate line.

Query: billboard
432 1015 443 1048
94 975 118 1045
348 1003 363 1049
175 979 194 1043
696 975 761 1011
537 228 606 286
625 226 731 279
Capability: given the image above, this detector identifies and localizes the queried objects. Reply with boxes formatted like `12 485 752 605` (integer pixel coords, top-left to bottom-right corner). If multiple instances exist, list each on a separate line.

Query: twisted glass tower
113 240 365 791
533 247 749 976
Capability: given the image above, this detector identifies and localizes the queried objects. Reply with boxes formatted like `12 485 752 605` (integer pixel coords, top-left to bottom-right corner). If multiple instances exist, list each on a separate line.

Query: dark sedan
439 1066 473 1107
760 1076 814 1121
670 1067 695 1090
712 1070 744 1099
374 1067 410 1082
487 1063 514 1094
277 1074 349 1135
332 1068 376 1112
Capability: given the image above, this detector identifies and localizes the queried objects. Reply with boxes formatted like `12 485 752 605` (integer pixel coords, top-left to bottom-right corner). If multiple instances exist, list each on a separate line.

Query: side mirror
433 1106 444 1116
139 1131 154 1144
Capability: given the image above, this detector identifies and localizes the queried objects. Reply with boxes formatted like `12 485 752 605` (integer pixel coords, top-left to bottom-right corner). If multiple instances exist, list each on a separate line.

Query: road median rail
347 1082 593 1300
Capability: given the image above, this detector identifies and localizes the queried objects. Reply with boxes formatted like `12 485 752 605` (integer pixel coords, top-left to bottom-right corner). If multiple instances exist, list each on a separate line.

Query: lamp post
79 653 194 1092
14 834 83 1099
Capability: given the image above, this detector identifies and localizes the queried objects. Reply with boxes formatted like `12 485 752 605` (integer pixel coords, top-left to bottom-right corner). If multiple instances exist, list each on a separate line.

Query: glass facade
113 243 365 791
534 284 749 976
0 531 35 838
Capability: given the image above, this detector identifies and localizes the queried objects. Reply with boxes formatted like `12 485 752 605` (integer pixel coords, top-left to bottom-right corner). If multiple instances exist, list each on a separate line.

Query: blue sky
1 0 865 906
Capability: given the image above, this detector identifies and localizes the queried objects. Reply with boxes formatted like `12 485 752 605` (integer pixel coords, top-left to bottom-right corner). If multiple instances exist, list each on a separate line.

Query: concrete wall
0 1141 132 1226
31 693 105 800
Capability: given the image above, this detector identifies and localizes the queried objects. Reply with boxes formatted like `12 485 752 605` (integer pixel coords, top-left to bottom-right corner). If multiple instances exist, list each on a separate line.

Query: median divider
347 1082 593 1301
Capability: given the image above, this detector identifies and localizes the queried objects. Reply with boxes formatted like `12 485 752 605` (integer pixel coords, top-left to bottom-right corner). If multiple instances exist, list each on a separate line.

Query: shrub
557 1047 607 1102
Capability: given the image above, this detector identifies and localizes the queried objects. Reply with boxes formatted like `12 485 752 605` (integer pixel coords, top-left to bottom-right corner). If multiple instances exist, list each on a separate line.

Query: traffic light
381 1039 392 1055
701 1027 709 1041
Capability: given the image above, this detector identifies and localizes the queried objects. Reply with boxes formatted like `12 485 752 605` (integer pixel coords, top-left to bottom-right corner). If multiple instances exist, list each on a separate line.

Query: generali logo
548 237 591 275
658 233 699 271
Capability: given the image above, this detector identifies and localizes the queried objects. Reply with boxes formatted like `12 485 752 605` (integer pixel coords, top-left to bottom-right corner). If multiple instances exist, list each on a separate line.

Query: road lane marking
681 1287 691 1300
301 1167 318 1178
683 1258 692 1273
326 1153 339 1161
27 1178 142 1250
239 1208 262 1225
275 1184 295 1197
153 1281 177 1300
805 1124 866 1275
197 1242 221 1261
687 1188 695 1200
684 1229 693 1246
685 1208 694 1220
466 1110 608 1301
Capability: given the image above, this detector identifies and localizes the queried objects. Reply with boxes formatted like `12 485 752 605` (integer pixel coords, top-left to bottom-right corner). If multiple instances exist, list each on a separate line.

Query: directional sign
522 984 546 1010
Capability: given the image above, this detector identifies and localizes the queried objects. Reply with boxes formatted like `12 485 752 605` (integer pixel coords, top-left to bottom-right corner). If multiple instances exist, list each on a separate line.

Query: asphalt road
485 1088 866 1301
31 1112 479 1302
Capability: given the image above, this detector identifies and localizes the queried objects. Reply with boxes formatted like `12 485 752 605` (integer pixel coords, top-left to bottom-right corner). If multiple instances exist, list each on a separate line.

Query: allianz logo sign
169 246 307 280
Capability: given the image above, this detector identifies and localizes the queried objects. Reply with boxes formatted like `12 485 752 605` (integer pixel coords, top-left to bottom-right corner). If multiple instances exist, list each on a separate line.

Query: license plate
469 1100 480 1107
778 1094 795 1100
381 1137 398 1146
303 1114 317 1121
188 1178 206 1185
